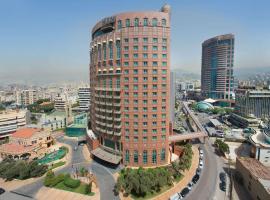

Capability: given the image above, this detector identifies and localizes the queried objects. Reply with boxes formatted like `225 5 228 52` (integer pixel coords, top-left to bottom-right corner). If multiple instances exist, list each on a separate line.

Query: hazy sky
0 0 270 84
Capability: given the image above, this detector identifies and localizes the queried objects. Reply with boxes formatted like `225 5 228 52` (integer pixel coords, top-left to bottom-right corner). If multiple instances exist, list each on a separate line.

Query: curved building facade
89 5 171 167
201 34 235 100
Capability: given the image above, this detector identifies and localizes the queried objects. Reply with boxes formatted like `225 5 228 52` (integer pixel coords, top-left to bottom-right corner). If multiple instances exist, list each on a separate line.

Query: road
183 111 228 200
10 136 119 200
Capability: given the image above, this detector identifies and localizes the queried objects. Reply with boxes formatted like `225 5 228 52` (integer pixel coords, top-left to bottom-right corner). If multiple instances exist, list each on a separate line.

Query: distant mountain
171 69 200 81
235 66 270 79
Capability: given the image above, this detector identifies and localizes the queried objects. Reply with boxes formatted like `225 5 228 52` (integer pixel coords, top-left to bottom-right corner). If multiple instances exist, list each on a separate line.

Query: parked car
0 188 5 195
219 172 226 182
180 187 190 198
196 168 201 175
199 160 204 169
73 146 78 151
192 174 200 184
170 193 181 200
187 182 193 191
220 181 226 191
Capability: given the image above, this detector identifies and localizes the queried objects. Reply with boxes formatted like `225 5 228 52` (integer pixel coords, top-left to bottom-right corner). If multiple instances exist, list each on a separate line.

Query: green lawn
54 181 94 196
48 161 66 170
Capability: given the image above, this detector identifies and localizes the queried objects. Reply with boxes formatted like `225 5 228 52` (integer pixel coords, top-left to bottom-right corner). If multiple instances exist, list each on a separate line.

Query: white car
199 161 204 169
170 193 181 200
187 182 193 191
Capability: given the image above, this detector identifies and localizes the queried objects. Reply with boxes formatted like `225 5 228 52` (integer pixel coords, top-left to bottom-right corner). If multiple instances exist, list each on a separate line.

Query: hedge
64 175 80 188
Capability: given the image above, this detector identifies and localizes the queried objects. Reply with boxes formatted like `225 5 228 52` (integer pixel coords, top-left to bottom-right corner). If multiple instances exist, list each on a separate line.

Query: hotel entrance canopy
91 147 121 165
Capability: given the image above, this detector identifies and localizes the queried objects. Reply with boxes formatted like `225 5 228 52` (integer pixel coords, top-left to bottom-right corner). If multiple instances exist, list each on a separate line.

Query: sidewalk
36 187 100 200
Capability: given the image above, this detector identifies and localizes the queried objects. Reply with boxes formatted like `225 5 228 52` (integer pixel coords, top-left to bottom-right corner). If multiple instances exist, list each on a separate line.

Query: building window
143 18 148 26
143 46 148 51
116 40 121 59
143 53 148 58
134 18 139 27
133 46 138 51
162 18 166 26
162 54 167 58
153 61 158 66
118 20 122 29
133 61 138 67
134 150 138 163
143 69 148 74
161 148 166 161
152 54 158 58
124 62 129 66
124 38 129 43
143 38 148 43
125 150 129 162
152 150 157 163
133 38 139 43
133 53 138 58
109 41 113 59
143 150 148 164
103 43 107 60
143 61 148 66
124 54 129 58
124 46 129 51
126 19 130 27
162 38 167 43
152 18 158 26
153 38 158 43
153 46 158 51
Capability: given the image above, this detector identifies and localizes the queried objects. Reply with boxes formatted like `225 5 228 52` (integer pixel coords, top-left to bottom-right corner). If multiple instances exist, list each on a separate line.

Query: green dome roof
196 101 214 112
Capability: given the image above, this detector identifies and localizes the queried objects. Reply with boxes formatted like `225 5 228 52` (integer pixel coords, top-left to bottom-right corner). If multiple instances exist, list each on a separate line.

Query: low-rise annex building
236 157 270 200
0 128 53 159
0 109 29 139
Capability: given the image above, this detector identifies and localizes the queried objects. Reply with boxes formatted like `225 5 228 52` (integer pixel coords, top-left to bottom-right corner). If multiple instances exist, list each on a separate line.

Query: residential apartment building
0 109 29 139
89 5 171 167
16 90 37 106
201 34 235 100
235 86 270 119
78 86 91 112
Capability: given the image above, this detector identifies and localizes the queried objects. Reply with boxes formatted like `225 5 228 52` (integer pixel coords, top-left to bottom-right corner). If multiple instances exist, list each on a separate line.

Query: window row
123 106 167 112
124 84 167 90
123 91 167 97
125 149 166 164
123 69 167 74
124 113 166 118
123 38 167 43
123 53 167 59
125 127 167 134
124 76 167 82
125 135 167 142
118 18 167 29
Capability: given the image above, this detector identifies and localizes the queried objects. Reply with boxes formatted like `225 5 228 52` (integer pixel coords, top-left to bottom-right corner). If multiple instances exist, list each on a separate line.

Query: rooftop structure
250 128 270 166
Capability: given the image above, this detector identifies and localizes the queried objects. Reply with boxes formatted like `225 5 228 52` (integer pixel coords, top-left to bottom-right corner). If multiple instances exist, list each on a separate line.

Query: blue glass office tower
201 34 235 101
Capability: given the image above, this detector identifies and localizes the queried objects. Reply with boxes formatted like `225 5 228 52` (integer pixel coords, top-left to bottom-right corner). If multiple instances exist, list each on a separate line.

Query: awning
91 147 121 165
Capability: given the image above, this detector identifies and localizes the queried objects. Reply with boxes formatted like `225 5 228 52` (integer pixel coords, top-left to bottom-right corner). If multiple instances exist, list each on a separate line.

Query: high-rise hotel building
89 5 171 167
201 34 235 100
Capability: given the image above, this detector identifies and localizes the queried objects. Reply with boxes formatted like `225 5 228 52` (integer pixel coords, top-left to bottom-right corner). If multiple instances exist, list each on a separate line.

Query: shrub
64 176 80 188
50 174 65 186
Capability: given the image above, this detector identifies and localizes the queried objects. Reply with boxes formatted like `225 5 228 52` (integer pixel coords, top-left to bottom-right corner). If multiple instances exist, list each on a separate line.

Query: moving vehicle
73 146 78 151
0 188 5 195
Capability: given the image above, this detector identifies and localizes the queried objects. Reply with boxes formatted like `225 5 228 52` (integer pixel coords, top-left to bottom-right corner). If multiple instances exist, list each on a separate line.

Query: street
8 136 119 200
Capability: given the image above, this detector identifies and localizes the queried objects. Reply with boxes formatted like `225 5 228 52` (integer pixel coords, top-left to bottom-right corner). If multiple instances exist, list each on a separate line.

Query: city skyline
1 0 270 85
